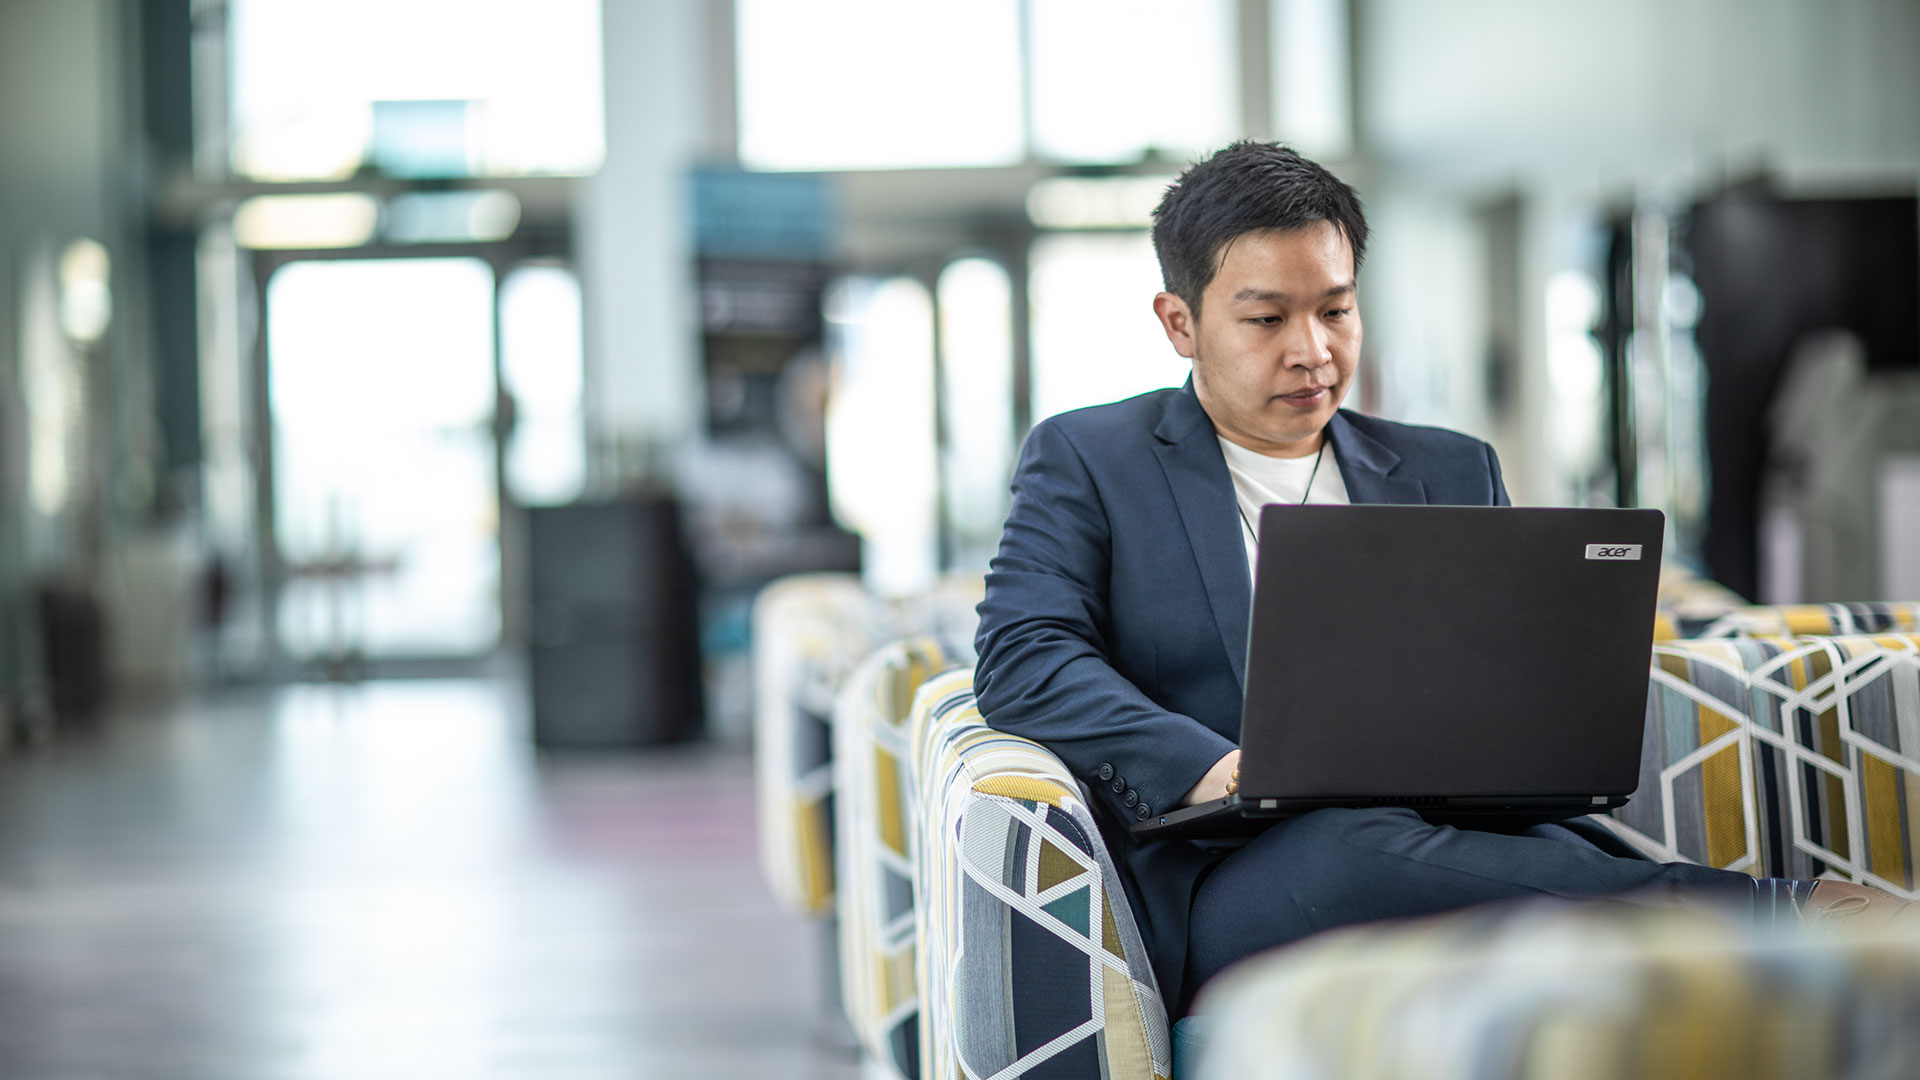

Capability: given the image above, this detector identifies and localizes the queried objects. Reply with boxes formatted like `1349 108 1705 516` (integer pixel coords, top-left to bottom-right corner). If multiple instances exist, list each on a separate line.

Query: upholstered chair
1606 631 1920 896
911 667 1174 1080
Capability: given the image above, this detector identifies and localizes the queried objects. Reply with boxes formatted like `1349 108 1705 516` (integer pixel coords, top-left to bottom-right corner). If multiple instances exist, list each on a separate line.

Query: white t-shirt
1218 435 1351 580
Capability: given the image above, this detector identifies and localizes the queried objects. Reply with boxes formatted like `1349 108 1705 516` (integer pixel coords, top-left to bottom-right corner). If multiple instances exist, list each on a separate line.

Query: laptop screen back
1236 505 1664 802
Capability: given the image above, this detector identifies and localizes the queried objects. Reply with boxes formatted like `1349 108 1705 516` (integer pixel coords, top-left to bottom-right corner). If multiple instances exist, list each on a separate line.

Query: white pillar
575 0 709 488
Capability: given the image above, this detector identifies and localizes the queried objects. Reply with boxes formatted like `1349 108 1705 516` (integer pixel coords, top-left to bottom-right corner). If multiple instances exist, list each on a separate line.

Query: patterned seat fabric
1607 632 1920 895
752 573 878 917
1655 601 1920 642
834 637 973 1079
911 668 1172 1080
1190 900 1920 1080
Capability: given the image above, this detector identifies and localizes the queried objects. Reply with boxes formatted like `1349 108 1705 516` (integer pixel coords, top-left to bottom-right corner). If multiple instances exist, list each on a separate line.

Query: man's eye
1324 308 1351 320
1247 316 1282 326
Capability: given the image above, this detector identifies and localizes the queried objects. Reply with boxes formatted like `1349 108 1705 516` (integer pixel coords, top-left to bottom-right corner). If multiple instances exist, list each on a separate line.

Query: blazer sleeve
973 419 1237 822
1487 441 1512 506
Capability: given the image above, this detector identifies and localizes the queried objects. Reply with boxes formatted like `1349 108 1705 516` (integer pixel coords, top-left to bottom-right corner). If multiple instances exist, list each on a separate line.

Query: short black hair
1150 141 1368 316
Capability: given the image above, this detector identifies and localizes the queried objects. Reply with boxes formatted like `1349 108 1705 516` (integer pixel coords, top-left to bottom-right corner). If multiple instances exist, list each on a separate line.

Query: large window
1027 0 1238 163
937 258 1016 568
1029 232 1186 423
823 277 939 594
229 0 604 179
735 0 1238 171
736 0 1024 171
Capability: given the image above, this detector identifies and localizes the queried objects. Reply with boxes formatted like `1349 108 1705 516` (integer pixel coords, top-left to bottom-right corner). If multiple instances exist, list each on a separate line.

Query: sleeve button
1122 788 1139 807
1110 777 1126 794
1097 763 1115 782
1135 803 1151 820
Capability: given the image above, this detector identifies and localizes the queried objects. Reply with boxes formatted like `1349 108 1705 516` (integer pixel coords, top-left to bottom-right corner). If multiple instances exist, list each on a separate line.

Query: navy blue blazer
974 380 1511 1009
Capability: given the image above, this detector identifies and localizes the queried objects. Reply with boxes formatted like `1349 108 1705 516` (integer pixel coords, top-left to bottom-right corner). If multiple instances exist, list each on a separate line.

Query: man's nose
1279 318 1331 368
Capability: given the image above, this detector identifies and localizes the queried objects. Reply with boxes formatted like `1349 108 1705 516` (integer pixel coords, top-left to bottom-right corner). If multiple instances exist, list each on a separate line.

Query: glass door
265 256 501 666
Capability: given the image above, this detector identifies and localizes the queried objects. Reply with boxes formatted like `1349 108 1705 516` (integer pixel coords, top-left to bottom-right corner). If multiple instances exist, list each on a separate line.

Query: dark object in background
526 497 704 748
37 582 107 721
1684 191 1919 601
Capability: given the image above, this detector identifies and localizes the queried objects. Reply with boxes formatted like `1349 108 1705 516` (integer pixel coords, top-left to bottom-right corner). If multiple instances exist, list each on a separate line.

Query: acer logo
1584 544 1642 561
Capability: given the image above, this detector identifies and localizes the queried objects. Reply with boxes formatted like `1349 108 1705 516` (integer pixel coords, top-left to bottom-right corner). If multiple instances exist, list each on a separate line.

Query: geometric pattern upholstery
1654 601 1920 643
911 668 1171 1080
834 637 972 1080
753 573 878 917
1188 899 1920 1080
1606 632 1920 897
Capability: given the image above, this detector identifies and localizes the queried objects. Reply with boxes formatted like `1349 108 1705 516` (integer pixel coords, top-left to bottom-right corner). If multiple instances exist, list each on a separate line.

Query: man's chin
1264 406 1335 442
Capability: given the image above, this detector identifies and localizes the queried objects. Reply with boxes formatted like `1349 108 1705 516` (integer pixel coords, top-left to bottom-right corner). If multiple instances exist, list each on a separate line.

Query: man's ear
1152 292 1198 359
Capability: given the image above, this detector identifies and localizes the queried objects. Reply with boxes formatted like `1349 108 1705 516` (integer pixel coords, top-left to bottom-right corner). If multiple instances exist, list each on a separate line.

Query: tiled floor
0 677 862 1079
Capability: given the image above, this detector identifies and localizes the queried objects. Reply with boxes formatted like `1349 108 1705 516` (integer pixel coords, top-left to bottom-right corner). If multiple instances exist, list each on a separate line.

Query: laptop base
1134 793 1628 840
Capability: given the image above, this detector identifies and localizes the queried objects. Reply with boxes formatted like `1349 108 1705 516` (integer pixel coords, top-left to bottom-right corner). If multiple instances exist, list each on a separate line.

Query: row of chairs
757 576 1920 1078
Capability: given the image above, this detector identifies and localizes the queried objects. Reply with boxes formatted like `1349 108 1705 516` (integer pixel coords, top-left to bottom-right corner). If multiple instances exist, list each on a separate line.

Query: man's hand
1182 749 1241 806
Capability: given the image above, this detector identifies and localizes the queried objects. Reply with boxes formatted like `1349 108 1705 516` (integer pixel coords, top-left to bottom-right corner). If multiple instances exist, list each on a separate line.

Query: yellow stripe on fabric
1787 649 1810 693
1100 963 1155 1080
1783 605 1832 634
876 947 916 1013
798 796 834 913
875 745 906 857
1701 748 1746 869
973 775 1072 807
1101 894 1124 958
1652 614 1678 642
1862 754 1905 883
1658 651 1691 682
1905 771 1920 890
1631 963 1756 1079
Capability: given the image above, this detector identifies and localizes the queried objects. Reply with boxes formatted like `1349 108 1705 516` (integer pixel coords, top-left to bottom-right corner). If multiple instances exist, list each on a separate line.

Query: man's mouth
1278 386 1330 405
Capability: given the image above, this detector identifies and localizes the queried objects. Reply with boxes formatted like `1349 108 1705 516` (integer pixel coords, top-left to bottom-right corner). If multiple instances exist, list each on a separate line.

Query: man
973 141 1908 1014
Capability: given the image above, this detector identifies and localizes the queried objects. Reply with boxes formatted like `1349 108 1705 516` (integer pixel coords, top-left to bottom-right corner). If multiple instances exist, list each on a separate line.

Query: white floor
0 677 862 1080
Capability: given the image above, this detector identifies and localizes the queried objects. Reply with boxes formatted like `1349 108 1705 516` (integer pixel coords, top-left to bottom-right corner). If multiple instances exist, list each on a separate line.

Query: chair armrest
911 668 1172 1080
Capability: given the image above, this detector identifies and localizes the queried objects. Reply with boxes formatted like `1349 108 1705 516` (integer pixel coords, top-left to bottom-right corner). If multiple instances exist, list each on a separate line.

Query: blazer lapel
1151 383 1252 692
1327 411 1427 505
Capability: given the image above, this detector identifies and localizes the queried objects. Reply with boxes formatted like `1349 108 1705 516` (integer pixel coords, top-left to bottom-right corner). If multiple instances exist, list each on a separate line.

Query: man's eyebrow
1230 282 1356 304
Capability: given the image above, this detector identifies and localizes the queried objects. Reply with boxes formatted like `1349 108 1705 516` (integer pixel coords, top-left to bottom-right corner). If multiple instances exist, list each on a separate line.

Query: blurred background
2 0 1918 730
0 0 1915 1074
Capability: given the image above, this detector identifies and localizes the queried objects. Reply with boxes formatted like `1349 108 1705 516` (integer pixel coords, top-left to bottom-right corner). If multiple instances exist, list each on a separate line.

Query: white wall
1353 0 1920 505
1362 0 1920 193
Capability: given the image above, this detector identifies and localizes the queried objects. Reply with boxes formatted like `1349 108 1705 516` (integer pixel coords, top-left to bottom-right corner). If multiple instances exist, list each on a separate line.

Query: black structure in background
526 497 704 747
1681 190 1918 601
1597 217 1635 514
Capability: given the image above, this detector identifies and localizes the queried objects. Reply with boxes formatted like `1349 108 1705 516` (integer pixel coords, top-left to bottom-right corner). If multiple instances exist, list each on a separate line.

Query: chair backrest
1657 601 1920 642
833 636 971 1079
752 572 877 917
1607 632 1920 895
911 667 1173 1080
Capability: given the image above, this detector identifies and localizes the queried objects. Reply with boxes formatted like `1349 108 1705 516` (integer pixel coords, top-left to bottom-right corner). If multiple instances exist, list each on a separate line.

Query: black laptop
1133 505 1664 838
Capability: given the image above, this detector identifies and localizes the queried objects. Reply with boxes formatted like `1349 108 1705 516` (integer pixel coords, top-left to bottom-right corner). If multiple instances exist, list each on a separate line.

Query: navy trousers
1184 807 1756 1002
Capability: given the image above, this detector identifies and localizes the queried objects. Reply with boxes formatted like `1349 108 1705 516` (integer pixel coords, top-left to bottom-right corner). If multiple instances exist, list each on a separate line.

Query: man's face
1152 221 1360 458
